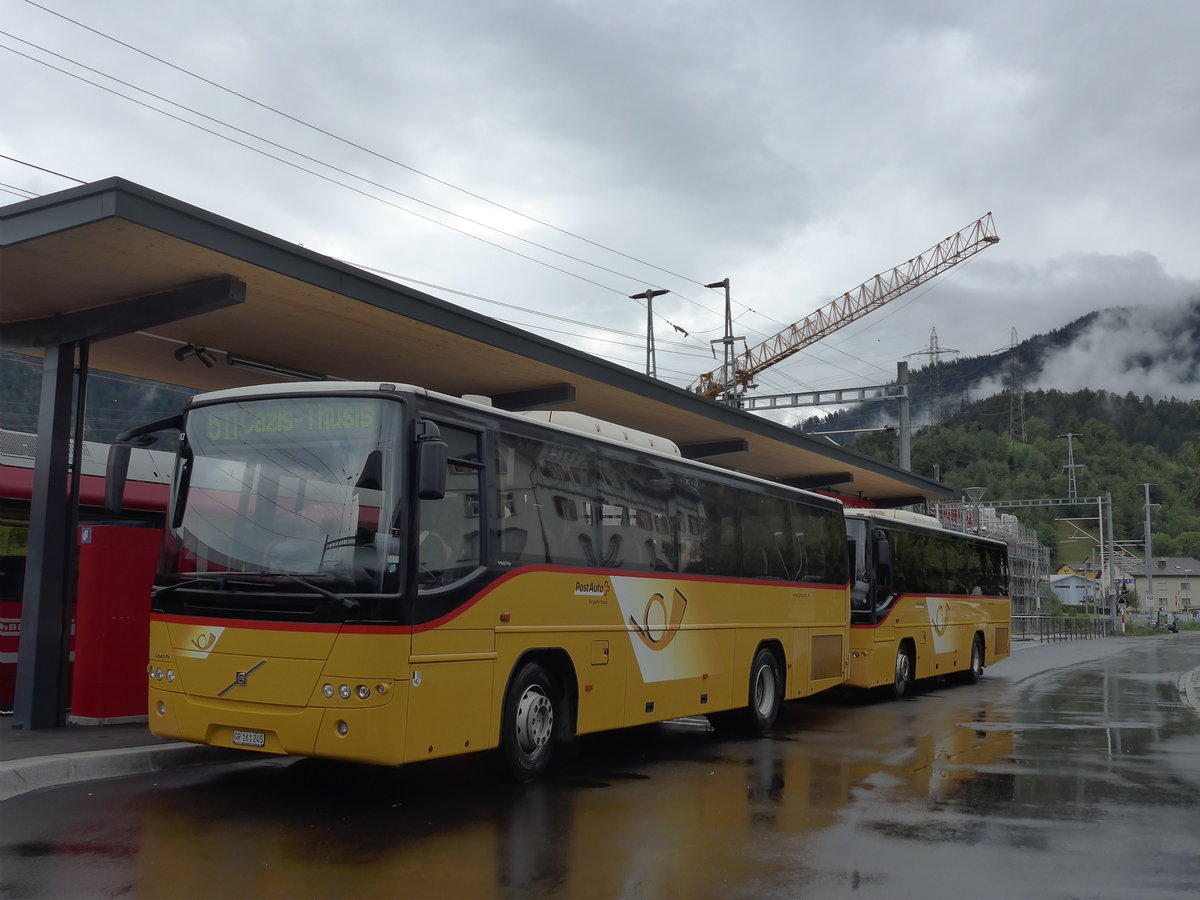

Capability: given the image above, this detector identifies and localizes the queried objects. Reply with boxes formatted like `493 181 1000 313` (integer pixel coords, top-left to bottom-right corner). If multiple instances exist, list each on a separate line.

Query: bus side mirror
105 442 132 513
104 414 181 513
416 420 447 500
874 534 892 567
873 532 893 585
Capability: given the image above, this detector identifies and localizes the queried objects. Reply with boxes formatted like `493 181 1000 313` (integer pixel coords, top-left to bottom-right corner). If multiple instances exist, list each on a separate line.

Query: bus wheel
746 647 783 733
963 635 984 684
501 661 558 782
892 644 914 699
707 647 782 734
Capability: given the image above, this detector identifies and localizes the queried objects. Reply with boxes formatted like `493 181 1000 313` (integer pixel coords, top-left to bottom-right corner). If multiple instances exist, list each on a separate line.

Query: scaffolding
927 502 1050 616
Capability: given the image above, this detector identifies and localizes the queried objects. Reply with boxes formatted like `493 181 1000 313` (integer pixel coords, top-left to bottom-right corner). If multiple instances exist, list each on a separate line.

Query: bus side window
494 432 594 567
686 481 738 577
874 529 896 612
418 425 482 589
846 518 870 611
599 458 674 573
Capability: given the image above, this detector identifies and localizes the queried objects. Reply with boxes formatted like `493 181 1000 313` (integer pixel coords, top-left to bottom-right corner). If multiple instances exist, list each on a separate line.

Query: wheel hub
753 665 777 715
515 686 553 755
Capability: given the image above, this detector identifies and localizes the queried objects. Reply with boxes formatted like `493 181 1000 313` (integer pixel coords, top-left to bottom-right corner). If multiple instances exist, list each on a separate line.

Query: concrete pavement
0 718 246 802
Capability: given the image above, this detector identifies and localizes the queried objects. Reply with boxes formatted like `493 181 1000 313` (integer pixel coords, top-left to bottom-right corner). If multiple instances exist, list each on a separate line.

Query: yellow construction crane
691 213 1000 402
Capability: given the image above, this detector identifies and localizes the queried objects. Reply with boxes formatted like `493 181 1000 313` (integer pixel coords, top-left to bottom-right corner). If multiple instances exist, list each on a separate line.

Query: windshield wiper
152 575 230 600
271 572 360 610
156 572 359 610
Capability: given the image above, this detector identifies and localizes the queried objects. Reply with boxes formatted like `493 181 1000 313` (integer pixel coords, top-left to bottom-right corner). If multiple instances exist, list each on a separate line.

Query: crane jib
692 213 999 400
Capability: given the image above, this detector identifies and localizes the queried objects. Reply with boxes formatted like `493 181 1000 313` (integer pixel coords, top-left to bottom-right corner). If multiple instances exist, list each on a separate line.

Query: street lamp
629 288 669 378
705 278 745 405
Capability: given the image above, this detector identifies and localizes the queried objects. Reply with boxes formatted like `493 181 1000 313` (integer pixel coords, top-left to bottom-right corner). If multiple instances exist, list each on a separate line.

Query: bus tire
709 646 783 734
963 635 984 684
500 661 559 782
746 646 784 733
892 643 914 699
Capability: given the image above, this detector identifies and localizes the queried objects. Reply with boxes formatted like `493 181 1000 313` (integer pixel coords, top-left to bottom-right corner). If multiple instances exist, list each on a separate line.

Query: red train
0 428 171 715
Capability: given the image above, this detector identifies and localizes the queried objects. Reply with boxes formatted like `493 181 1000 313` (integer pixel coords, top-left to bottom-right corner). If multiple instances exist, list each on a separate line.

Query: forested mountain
803 297 1200 433
846 389 1200 560
797 298 1200 560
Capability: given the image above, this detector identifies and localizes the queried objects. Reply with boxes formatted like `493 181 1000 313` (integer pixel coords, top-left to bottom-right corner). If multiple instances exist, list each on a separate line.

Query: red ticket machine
70 525 161 723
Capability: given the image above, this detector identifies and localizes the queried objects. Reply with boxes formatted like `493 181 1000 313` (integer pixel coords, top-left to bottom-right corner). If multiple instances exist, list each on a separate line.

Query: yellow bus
842 508 1010 697
109 382 850 780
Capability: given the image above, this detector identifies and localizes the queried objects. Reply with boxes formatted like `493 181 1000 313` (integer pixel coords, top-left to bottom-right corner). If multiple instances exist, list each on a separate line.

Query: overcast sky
4 0 1199 420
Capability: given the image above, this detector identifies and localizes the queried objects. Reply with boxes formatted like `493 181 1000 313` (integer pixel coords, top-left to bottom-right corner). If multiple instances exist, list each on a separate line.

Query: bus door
871 527 896 620
406 421 491 760
850 521 897 626
847 517 871 625
858 523 901 687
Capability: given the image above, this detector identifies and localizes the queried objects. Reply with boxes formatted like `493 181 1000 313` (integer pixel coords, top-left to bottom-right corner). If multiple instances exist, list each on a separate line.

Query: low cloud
1031 299 1200 399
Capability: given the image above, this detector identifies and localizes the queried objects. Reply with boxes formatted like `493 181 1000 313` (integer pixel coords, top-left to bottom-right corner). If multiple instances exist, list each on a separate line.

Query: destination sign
195 400 381 443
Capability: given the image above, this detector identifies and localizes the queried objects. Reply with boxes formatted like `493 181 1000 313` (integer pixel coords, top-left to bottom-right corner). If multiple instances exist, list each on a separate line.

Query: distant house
1113 556 1200 620
1050 573 1099 609
1056 561 1101 581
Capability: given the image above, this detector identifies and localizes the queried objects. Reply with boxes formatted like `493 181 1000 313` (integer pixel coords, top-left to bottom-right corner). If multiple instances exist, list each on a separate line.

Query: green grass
1120 621 1199 636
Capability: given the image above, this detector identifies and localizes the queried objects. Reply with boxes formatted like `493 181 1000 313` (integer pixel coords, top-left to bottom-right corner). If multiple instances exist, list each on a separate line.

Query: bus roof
848 507 1008 547
186 381 844 511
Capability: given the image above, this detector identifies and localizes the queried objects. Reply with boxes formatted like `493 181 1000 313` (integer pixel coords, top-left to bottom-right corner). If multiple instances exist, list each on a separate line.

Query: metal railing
1012 615 1116 643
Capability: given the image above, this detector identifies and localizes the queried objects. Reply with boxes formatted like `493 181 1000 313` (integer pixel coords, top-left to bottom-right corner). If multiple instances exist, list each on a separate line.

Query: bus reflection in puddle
128 696 1014 899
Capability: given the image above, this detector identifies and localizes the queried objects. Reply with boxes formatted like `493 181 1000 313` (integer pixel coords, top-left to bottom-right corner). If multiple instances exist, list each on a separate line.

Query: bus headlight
322 683 335 699
339 684 351 700
357 685 370 700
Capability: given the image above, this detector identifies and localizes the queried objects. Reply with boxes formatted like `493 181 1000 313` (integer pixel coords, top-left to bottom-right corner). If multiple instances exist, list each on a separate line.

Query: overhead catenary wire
20 0 719 292
5 8 742 333
3 3 976 401
0 35 720 351
0 151 85 185
2 14 865 376
354 266 827 392
345 264 711 353
0 184 37 200
0 30 700 301
10 1 827 349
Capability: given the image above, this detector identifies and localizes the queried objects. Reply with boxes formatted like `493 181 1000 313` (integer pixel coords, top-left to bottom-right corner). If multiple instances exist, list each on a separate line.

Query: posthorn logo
630 588 688 650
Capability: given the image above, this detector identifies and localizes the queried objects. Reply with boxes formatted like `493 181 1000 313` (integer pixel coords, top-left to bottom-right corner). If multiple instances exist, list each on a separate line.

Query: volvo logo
218 660 268 697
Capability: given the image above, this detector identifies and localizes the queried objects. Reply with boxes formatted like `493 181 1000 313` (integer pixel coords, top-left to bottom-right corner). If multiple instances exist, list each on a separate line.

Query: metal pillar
1142 483 1155 618
7 278 248 730
1060 432 1083 500
897 361 911 471
13 342 80 728
630 288 669 379
1105 492 1117 618
705 278 743 406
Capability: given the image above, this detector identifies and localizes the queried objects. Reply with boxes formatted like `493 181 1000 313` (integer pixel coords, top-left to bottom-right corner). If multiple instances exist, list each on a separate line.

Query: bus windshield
165 396 403 596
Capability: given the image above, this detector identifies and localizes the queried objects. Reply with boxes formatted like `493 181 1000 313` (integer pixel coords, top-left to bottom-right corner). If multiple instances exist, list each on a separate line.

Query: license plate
232 729 266 748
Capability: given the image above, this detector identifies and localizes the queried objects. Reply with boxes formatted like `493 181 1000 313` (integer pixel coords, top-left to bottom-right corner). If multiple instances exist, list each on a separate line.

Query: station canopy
0 177 948 505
